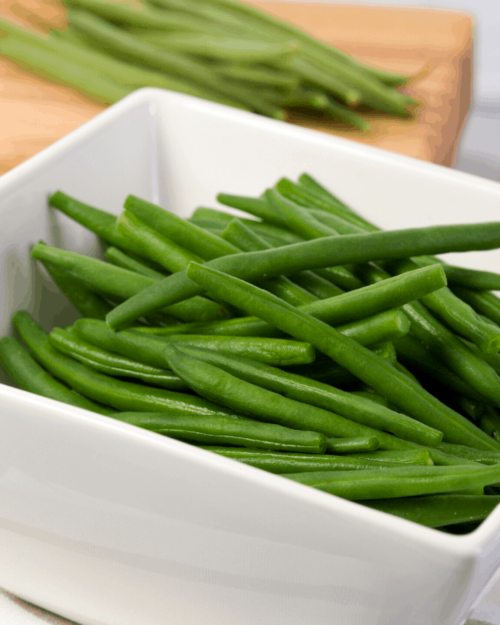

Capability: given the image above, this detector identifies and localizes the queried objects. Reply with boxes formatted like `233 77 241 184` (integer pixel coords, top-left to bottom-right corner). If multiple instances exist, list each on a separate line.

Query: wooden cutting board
0 0 473 176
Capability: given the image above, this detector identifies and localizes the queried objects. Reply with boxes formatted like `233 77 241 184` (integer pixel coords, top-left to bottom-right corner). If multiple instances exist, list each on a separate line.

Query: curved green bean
0 336 114 416
113 412 326 453
49 327 189 390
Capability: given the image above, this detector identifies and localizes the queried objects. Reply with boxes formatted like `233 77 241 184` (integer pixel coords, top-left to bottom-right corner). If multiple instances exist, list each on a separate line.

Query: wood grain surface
0 0 473 176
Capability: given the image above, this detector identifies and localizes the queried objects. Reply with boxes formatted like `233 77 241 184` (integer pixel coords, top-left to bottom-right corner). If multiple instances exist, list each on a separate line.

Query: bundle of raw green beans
0 0 416 129
6 174 500 533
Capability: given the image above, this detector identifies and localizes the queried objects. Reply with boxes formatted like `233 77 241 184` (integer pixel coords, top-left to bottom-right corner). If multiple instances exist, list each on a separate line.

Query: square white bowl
1 88 500 625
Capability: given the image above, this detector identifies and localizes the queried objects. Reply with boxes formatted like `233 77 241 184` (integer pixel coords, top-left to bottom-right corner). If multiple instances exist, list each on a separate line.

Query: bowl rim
2 86 500 560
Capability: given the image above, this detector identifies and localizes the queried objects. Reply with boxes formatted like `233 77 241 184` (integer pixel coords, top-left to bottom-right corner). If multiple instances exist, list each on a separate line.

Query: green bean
215 63 300 91
479 407 500 444
67 9 285 119
191 207 303 245
186 261 500 451
113 412 326 453
348 450 434 465
125 195 238 261
117 210 205 273
436 442 500 465
363 495 500 527
162 343 428 449
31 242 227 323
49 328 189 390
452 287 500 328
0 336 114 416
350 390 390 408
436 265 500 291
326 437 379 454
49 191 140 252
75 318 314 367
13 312 238 418
201 447 422 473
38 243 112 320
104 247 167 279
393 334 488 403
338 310 410 345
171 343 442 447
221 217 341 300
284 464 500 500
389 259 500 355
105 218 486 330
138 31 297 65
279 176 377 232
0 26 132 106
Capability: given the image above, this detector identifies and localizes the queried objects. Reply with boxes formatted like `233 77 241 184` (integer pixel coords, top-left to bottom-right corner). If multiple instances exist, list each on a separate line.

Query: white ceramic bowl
1 88 500 625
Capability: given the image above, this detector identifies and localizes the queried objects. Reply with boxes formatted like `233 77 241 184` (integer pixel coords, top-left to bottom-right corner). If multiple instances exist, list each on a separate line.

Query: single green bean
221 217 342 300
284 464 500 500
326 436 379 454
436 442 500 465
13 312 237 418
186 261 500 451
0 336 114 415
201 447 423 473
348 450 433 465
104 247 167 279
49 327 189 390
364 495 500 527
104 218 485 330
452 287 500 328
172 343 441 446
113 412 326 453
38 243 112 320
31 242 228 323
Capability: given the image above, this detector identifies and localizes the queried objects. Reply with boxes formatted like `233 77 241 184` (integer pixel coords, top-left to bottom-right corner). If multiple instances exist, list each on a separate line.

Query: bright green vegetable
113 412 327 453
31 242 228 323
49 327 189 390
202 447 426 473
104 247 167 279
13 312 238 418
172 343 442 447
0 336 114 416
284 464 500 500
105 219 494 330
364 495 500 527
185 261 500 451
326 436 379 454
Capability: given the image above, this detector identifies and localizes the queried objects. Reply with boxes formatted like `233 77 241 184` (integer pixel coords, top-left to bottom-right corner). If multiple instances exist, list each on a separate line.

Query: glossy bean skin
105 217 488 329
104 247 167 279
326 436 379 454
172 343 443 447
49 328 189 391
185 261 500 452
113 412 326 453
74 318 315 367
284 464 500 500
162 342 390 441
13 312 238 418
390 258 500 355
125 194 238 261
39 243 112 321
363 495 500 527
436 442 500 465
200 447 424 473
31 242 227 323
348 450 433 465
0 336 114 415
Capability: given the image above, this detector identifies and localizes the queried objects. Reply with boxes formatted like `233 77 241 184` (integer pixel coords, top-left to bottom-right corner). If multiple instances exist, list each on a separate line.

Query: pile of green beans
6 176 500 534
0 0 416 128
